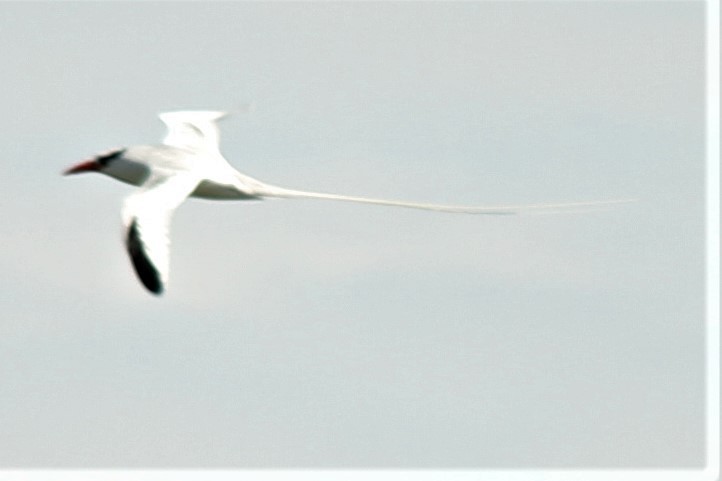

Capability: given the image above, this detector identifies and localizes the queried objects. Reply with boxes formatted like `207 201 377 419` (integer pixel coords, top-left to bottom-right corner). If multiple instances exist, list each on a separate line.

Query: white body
65 110 633 295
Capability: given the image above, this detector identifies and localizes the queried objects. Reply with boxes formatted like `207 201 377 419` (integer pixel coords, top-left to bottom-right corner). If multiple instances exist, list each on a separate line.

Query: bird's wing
159 110 228 153
258 186 635 215
121 171 200 295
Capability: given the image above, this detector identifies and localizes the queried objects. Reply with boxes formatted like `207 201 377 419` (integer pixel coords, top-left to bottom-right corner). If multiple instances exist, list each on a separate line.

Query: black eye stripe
96 148 125 166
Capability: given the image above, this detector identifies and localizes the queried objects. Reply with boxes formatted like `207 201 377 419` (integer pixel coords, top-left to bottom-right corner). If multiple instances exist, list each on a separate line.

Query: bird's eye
96 148 125 166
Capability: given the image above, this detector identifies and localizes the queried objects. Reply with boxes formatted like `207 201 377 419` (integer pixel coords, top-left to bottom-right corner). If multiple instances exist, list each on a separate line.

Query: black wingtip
126 219 164 295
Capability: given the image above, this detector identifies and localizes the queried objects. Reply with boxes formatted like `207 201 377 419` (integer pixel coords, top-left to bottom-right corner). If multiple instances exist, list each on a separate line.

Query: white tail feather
260 187 636 215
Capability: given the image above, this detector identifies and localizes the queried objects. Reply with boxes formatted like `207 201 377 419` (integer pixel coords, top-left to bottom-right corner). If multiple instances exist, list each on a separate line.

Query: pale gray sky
0 1 709 470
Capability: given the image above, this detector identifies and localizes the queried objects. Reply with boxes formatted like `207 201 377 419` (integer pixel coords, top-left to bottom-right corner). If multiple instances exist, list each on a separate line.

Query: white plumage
64 110 633 295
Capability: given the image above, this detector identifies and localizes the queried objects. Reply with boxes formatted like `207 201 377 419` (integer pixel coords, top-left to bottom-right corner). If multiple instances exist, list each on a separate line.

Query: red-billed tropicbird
64 110 630 295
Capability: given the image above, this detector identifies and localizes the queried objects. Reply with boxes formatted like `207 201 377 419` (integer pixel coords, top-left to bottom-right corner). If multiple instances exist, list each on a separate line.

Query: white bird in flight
64 110 630 295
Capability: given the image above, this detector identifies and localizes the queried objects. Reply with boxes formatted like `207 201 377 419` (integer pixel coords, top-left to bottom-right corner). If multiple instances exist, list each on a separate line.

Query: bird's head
63 148 126 176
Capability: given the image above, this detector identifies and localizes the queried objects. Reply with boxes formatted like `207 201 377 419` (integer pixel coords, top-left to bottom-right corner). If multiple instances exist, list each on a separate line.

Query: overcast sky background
0 1 708 470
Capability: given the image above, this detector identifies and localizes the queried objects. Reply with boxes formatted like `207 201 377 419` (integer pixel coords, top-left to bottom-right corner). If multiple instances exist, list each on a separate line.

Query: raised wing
159 110 228 154
121 171 200 295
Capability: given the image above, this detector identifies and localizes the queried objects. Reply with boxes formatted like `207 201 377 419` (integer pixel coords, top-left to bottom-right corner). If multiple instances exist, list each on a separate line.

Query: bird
64 110 631 295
